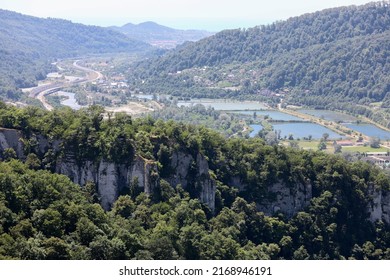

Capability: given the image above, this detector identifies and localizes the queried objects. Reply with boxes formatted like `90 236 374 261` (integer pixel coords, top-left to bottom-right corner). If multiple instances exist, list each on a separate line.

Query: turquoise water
272 122 345 140
231 110 303 121
298 109 358 122
249 124 263 137
344 124 390 140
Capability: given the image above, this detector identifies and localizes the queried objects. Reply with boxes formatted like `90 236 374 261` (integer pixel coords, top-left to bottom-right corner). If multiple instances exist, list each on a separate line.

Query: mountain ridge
109 21 214 48
0 9 151 99
130 1 390 127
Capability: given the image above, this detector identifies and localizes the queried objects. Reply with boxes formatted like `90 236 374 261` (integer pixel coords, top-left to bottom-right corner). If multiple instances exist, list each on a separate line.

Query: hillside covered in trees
0 9 151 100
131 2 390 124
0 103 389 259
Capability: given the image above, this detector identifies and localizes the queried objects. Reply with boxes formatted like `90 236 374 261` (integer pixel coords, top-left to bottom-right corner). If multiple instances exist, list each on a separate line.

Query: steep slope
0 103 390 259
0 9 151 99
132 2 390 105
110 21 214 48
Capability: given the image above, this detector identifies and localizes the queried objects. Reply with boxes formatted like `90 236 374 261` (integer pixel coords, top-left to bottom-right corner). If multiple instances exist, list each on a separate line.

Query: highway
28 60 103 111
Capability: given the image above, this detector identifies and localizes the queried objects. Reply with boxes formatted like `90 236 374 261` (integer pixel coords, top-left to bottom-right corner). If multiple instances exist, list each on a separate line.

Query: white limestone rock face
36 135 49 154
383 193 390 224
196 153 216 212
0 128 24 158
169 151 216 212
55 155 157 210
56 158 97 186
368 185 390 224
35 134 61 155
170 151 193 188
257 181 313 218
98 161 120 210
128 156 155 194
2 126 390 223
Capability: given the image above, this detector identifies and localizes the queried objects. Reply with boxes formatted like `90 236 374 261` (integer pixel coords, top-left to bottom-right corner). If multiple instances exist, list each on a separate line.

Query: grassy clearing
298 141 320 150
341 146 389 153
288 140 390 154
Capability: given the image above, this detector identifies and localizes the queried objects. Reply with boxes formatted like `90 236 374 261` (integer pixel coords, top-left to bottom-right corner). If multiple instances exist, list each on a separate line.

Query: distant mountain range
109 21 214 48
0 9 151 99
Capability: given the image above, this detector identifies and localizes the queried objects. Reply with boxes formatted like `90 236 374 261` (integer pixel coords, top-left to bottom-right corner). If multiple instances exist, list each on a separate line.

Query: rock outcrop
0 127 389 222
56 155 157 210
0 128 24 158
257 181 313 218
368 185 390 224
0 128 216 211
169 151 216 212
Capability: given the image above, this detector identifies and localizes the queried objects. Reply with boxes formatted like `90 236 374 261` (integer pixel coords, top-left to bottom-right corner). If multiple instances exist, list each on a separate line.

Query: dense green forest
0 9 151 100
148 102 246 137
0 103 389 259
130 2 390 126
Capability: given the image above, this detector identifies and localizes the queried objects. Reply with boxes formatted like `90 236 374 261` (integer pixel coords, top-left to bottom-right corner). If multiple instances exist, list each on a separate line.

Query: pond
231 110 303 121
133 94 155 100
46 72 62 78
344 123 390 140
57 91 84 110
298 109 358 123
249 124 263 137
177 99 267 110
272 122 345 140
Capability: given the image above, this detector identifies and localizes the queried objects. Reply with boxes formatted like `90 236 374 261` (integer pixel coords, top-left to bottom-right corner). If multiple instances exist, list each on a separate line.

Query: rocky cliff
0 128 24 158
0 127 389 222
0 128 216 211
257 181 313 218
368 184 390 224
55 155 157 210
169 151 216 211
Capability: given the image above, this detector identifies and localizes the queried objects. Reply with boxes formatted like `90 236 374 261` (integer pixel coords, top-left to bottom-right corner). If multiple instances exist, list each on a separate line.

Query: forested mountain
0 103 389 259
132 2 390 107
0 9 151 100
109 21 213 48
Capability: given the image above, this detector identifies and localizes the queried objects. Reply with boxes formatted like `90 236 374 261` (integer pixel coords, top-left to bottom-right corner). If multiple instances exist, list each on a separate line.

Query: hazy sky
0 0 375 31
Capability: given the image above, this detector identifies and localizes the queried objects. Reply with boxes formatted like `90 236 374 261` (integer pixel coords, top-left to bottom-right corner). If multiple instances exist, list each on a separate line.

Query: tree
112 196 135 219
75 217 101 245
3 148 17 161
32 208 63 237
89 235 113 260
293 245 310 260
318 141 327 151
334 144 342 154
322 133 330 141
289 141 299 149
129 177 141 200
370 137 381 148
25 153 41 170
179 223 206 259
154 179 175 202
43 237 69 260
265 131 278 145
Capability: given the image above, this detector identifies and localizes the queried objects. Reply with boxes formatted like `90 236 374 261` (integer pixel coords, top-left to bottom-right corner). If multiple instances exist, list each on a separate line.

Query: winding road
29 60 103 111
72 60 103 81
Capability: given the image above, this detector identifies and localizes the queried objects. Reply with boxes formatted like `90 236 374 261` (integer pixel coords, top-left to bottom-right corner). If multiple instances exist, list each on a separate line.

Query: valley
24 54 390 164
0 2 390 261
